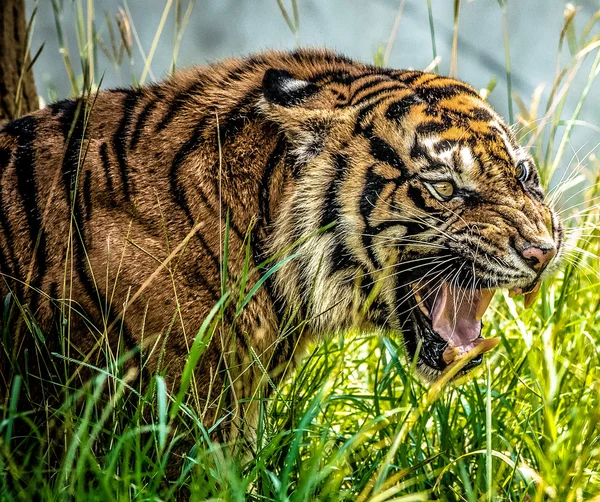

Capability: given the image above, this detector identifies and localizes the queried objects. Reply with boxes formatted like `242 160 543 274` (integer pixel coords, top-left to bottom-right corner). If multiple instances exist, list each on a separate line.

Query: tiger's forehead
365 89 526 185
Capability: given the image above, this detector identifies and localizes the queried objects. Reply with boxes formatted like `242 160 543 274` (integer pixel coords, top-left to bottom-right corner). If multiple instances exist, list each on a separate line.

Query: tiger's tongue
430 283 492 349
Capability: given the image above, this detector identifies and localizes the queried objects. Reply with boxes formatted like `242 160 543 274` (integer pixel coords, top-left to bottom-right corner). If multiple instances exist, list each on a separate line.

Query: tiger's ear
260 69 346 163
262 69 319 107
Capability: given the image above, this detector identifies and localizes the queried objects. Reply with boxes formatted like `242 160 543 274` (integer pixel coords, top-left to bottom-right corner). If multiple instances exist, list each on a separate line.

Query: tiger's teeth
443 344 459 364
524 282 542 309
475 289 495 321
412 285 430 317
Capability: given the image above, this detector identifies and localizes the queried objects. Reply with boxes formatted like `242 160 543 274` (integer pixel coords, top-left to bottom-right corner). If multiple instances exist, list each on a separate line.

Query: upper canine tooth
524 281 542 309
475 289 495 321
412 285 430 317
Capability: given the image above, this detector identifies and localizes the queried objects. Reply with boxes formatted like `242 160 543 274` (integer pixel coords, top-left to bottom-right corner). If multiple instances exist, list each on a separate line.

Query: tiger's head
260 59 562 380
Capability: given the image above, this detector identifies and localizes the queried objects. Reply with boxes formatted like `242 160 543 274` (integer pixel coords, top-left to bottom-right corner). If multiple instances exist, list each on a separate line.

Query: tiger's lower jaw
399 304 486 378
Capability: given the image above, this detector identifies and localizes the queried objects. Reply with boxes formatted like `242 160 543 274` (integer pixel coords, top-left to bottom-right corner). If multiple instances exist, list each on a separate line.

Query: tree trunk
0 0 39 121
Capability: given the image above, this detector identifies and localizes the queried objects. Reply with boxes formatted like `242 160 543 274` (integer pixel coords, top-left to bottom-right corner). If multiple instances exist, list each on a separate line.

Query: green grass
2 1 600 501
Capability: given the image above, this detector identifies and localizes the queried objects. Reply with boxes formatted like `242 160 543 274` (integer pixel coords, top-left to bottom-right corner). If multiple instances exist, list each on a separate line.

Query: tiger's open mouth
407 279 541 373
412 281 495 364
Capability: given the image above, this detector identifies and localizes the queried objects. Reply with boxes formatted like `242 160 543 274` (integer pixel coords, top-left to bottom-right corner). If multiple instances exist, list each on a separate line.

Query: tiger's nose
521 243 557 272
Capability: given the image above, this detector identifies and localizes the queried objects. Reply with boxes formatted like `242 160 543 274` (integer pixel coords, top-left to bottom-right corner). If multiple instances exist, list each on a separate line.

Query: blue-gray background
26 0 600 177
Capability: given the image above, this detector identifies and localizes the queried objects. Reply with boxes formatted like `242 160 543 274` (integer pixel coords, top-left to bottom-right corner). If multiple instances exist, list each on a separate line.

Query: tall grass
1 1 600 501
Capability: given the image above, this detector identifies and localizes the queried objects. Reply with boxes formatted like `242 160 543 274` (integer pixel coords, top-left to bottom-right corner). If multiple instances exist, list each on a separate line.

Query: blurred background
25 0 600 176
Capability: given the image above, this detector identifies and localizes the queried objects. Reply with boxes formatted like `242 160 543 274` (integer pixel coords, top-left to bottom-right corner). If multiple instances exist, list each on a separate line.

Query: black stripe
360 164 389 268
471 108 493 122
218 106 258 144
360 165 388 220
0 147 15 278
206 88 259 241
393 71 423 85
350 76 390 97
170 116 210 223
330 239 360 272
454 253 519 282
476 149 510 169
169 87 258 242
350 84 409 107
415 83 479 105
7 116 47 303
107 88 132 95
385 94 422 123
99 142 115 203
452 228 504 251
362 236 379 270
170 120 245 246
217 89 260 144
415 114 455 135
83 169 92 221
331 88 349 107
168 119 224 300
454 237 504 260
349 76 392 103
50 96 145 351
410 138 433 162
55 97 84 147
369 136 409 179
320 153 348 229
130 97 159 149
258 134 287 234
251 134 289 326
494 121 514 141
0 148 10 165
353 95 395 134
48 281 58 300
458 188 482 205
113 90 141 201
57 96 110 322
371 219 427 235
406 184 436 213
56 99 85 199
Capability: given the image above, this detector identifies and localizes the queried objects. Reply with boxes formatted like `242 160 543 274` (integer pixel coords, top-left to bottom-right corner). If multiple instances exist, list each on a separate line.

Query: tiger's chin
398 278 542 381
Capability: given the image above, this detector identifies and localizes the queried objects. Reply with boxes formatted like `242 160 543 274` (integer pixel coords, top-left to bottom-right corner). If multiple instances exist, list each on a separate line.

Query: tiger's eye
432 181 455 199
516 162 528 181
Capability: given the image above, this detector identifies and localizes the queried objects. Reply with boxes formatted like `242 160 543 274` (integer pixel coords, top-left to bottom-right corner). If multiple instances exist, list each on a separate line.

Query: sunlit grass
1 1 600 501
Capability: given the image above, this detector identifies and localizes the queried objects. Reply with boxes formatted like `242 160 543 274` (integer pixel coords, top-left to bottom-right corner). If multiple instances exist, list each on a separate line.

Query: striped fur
0 49 561 434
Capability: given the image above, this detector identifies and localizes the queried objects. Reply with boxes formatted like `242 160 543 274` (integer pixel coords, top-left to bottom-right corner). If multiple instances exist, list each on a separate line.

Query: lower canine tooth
443 345 459 364
524 282 542 309
413 286 430 317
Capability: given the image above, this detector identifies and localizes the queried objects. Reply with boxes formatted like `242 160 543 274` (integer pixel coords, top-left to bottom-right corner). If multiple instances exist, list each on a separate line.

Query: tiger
0 48 561 440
